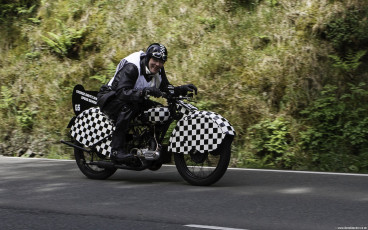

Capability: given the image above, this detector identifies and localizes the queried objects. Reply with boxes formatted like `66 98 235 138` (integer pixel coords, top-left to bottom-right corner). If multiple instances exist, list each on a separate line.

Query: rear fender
70 107 115 156
67 116 76 128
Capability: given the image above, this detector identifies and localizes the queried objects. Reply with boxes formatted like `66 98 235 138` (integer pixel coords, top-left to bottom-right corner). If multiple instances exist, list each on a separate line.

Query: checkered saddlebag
169 110 235 154
70 107 115 156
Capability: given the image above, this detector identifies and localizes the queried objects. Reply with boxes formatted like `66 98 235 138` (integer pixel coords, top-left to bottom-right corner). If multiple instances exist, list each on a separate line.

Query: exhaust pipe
60 140 91 152
89 161 148 171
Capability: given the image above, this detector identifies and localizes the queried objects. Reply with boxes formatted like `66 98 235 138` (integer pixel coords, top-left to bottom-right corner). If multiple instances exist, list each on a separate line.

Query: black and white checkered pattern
96 137 112 156
144 107 170 123
69 103 235 156
177 100 198 115
191 111 235 135
70 107 114 156
169 110 235 154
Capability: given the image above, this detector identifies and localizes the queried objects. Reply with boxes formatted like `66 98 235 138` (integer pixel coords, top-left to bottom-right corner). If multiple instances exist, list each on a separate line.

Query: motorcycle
61 84 235 186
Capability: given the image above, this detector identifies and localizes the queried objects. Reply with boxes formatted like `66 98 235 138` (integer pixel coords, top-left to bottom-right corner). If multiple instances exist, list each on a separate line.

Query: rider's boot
111 148 134 163
110 131 134 163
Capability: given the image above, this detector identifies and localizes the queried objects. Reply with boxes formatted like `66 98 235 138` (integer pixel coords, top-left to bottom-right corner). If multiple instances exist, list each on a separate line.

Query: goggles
152 52 167 62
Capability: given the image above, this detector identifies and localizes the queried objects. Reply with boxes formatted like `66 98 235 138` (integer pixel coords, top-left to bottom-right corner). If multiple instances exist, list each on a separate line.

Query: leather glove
143 87 162 98
176 84 198 96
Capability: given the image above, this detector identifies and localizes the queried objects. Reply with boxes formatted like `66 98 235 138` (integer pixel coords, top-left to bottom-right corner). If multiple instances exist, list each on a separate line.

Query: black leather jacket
108 55 170 102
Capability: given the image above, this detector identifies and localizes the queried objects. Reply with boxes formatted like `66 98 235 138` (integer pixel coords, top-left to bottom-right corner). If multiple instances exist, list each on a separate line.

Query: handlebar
161 92 194 101
145 85 195 101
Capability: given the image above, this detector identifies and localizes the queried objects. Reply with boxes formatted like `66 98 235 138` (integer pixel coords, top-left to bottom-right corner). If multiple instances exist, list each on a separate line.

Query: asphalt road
0 156 367 230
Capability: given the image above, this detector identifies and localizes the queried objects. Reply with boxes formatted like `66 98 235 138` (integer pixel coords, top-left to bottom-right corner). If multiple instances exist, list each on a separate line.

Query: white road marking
226 167 368 177
184 224 249 230
2 156 368 177
0 156 74 162
166 164 368 177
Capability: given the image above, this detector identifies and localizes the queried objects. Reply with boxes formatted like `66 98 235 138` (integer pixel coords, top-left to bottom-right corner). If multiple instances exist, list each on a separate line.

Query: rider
97 43 197 162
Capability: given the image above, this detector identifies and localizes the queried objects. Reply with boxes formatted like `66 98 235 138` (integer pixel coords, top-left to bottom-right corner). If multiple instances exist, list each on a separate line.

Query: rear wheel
174 136 232 186
74 143 117 180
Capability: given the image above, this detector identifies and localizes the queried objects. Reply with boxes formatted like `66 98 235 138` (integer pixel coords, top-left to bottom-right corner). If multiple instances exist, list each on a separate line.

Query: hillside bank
1 0 368 172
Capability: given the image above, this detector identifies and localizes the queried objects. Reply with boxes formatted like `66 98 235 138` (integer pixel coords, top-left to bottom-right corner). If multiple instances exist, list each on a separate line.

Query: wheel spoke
83 151 105 172
174 136 232 186
183 153 220 178
74 143 116 180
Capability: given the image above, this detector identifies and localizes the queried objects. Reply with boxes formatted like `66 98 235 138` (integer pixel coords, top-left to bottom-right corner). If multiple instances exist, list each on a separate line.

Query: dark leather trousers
101 99 159 153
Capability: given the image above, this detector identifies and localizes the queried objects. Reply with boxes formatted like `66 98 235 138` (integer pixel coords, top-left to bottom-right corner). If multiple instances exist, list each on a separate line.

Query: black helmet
146 43 167 62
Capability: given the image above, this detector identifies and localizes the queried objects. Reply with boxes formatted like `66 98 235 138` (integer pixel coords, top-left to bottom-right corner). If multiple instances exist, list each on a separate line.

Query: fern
41 21 87 57
17 5 36 15
16 106 38 130
90 75 108 84
329 50 367 73
267 0 278 7
89 62 117 84
0 86 14 110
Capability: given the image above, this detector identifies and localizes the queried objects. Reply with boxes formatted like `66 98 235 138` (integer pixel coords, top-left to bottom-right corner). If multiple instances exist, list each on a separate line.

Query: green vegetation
299 83 368 172
1 0 368 173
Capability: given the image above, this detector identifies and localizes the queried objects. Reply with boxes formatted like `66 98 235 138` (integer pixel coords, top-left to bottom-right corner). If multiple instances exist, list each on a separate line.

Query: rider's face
148 57 164 74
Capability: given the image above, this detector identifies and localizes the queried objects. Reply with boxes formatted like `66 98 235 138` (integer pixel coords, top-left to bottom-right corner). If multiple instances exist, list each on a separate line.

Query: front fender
169 111 235 154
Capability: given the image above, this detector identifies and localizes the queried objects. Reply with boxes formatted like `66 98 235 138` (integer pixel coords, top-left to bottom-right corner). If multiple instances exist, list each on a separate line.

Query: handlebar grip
161 92 168 99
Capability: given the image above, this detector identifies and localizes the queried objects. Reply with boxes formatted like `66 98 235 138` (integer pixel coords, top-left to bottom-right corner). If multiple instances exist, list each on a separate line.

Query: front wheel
74 143 117 180
174 135 233 186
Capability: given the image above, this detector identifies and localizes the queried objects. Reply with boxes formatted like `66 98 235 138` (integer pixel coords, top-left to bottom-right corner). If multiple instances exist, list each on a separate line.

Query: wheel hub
189 150 208 164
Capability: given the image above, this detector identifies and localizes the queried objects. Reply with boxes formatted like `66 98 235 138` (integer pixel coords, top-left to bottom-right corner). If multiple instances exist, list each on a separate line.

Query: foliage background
1 0 368 173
